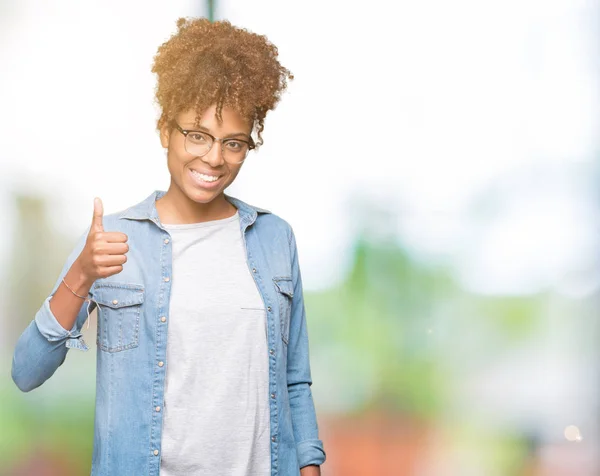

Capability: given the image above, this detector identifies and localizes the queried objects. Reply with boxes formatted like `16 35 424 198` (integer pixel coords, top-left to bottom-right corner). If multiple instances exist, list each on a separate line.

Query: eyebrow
181 123 250 139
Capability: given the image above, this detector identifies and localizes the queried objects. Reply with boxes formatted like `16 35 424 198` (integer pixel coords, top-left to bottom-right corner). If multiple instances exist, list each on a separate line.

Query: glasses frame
173 122 256 164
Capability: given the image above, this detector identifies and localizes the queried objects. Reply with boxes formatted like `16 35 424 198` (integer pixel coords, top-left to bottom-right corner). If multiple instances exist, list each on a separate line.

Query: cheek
165 154 177 175
165 154 188 185
225 165 243 183
165 148 186 169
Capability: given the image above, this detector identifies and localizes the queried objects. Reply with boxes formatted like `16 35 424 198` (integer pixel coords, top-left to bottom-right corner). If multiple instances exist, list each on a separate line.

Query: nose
200 141 225 167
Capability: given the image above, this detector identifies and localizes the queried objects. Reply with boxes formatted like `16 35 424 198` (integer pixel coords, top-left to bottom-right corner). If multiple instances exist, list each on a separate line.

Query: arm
11 228 96 392
300 465 321 476
286 227 326 470
11 197 128 392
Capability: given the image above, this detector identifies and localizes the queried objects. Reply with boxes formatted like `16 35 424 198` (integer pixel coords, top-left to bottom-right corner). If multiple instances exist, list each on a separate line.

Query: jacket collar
118 190 271 228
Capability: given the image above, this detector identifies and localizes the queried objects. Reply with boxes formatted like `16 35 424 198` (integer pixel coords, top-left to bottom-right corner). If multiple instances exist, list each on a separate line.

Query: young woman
12 18 325 476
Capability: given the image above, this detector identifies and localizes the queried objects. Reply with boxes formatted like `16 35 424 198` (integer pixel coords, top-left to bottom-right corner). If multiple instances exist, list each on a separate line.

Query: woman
11 17 325 476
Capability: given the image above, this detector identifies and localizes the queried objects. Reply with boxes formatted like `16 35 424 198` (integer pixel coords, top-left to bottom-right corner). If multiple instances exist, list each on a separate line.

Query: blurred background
1 0 599 474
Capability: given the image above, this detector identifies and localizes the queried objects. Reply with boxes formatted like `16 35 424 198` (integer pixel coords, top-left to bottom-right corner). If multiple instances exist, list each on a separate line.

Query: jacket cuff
297 439 326 468
34 296 89 351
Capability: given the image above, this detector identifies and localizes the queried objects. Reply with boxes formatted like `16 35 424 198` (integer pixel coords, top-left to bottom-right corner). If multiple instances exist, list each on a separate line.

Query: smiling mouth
190 169 221 183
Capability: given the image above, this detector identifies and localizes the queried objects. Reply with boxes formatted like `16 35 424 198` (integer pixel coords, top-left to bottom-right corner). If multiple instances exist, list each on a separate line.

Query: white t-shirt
159 211 271 476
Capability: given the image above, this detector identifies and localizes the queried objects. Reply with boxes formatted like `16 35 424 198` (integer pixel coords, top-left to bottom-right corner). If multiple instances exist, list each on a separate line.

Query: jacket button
155 406 161 412
267 306 272 312
164 238 170 244
270 393 276 399
153 450 159 456
158 361 164 367
271 436 276 442
161 316 167 322
112 299 118 305
164 277 170 282
252 268 257 273
269 349 274 355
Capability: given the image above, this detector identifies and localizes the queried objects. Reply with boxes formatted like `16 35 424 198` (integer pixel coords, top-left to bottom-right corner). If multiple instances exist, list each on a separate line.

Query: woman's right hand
76 197 129 283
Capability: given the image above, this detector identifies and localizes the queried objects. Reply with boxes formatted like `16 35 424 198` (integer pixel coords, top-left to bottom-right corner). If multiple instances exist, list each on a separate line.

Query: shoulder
256 211 292 233
253 206 296 243
227 194 294 240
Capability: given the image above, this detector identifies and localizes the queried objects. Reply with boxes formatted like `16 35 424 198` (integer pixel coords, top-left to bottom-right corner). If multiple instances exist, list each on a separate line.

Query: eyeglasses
173 123 256 164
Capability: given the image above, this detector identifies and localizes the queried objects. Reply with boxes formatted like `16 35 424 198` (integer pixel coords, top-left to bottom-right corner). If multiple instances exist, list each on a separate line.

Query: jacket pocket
93 282 144 353
273 277 294 345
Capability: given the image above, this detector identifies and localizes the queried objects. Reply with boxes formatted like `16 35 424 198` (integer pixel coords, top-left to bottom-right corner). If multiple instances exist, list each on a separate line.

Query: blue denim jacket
11 190 326 475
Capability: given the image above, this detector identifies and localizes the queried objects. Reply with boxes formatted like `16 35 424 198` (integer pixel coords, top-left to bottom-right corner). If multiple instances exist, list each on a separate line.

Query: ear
160 123 171 149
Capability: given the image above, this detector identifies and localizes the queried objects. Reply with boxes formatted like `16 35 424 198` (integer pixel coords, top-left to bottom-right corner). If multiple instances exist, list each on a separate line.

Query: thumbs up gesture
78 198 129 281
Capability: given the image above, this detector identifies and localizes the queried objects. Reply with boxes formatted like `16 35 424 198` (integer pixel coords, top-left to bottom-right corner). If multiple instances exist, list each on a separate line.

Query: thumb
91 197 104 233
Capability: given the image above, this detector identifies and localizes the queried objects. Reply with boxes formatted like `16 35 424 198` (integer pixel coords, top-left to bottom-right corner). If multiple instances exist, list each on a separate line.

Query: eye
224 140 245 151
188 132 209 144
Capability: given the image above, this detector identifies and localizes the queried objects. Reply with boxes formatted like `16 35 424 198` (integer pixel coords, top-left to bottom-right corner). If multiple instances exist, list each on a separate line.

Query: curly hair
151 17 293 147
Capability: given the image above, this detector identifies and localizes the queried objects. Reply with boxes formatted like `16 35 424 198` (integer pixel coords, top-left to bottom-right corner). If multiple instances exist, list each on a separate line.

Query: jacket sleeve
11 227 97 392
286 226 326 468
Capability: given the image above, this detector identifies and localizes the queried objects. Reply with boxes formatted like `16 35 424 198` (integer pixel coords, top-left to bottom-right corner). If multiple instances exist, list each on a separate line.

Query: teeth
191 170 219 182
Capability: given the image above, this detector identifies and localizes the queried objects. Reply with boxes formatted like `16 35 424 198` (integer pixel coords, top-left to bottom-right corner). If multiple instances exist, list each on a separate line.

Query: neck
156 183 236 224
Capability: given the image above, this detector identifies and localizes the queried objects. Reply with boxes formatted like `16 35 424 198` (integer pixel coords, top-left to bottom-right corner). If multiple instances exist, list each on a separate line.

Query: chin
183 186 223 204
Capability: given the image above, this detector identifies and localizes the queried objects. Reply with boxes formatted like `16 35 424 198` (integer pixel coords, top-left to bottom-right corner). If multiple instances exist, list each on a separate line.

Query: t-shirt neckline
161 211 239 230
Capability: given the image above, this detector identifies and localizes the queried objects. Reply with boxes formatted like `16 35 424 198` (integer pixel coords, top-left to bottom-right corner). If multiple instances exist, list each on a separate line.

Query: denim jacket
11 190 326 475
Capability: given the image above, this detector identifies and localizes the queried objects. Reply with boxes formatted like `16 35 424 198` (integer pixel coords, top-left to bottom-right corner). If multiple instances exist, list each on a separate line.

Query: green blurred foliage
0 381 94 474
306 234 547 420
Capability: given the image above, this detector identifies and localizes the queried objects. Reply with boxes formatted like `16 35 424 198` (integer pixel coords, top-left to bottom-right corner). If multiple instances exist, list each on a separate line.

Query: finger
99 232 128 243
92 197 104 233
99 265 124 277
95 254 128 267
95 242 129 255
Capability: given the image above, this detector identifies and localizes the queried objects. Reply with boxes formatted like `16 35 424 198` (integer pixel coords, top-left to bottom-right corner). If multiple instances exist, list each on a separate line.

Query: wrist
69 259 95 291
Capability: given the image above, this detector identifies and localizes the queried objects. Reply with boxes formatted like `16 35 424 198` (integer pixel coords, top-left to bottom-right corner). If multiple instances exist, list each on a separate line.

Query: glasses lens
185 132 251 164
185 132 212 156
222 140 250 164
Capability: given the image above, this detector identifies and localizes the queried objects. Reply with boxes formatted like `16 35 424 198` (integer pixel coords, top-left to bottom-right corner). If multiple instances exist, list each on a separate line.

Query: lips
187 168 225 190
190 169 221 182
190 168 220 177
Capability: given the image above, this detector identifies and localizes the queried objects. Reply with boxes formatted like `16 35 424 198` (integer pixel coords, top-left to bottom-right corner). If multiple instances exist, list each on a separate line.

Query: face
160 104 252 205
